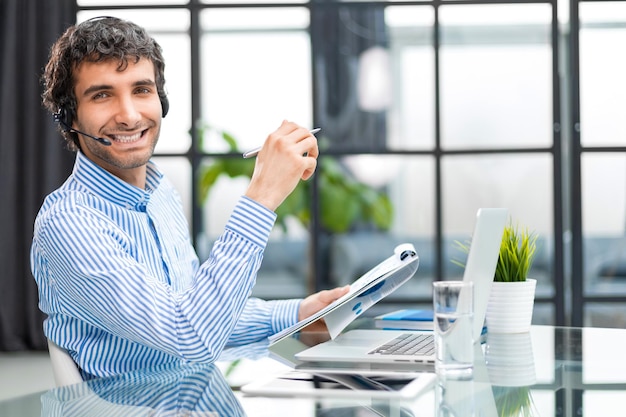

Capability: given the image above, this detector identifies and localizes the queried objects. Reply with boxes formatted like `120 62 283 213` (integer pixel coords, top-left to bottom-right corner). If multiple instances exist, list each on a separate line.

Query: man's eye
136 87 151 94
93 92 108 100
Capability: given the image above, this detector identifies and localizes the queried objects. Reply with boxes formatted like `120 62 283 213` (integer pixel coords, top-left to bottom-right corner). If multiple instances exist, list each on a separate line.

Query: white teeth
111 132 142 143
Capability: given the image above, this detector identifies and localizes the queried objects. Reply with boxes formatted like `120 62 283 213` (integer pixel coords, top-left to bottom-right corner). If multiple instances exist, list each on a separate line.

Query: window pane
313 6 435 152
582 154 626 298
586 303 626 329
324 155 436 303
253 238 310 299
336 154 436 237
439 4 553 149
202 0 306 4
79 0 188 5
534 303 555 326
154 34 192 154
77 11 192 154
201 8 309 29
579 3 626 147
200 8 312 152
200 157 249 241
386 6 436 150
78 9 189 31
152 157 192 225
440 4 552 25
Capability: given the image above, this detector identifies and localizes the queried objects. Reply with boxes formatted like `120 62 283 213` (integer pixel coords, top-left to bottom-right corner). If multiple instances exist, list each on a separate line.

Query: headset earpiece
53 107 72 132
160 93 169 118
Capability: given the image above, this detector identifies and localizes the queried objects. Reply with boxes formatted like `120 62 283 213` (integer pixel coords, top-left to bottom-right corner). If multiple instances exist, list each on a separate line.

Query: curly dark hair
42 16 167 151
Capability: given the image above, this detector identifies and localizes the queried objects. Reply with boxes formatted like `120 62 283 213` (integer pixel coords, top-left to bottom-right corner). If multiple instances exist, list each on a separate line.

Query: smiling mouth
109 130 146 143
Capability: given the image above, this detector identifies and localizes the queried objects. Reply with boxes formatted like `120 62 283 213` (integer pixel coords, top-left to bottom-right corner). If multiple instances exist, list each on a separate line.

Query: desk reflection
41 361 245 417
28 326 626 417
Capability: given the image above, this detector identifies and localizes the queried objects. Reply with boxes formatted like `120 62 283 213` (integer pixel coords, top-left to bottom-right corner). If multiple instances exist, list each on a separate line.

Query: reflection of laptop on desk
295 208 508 365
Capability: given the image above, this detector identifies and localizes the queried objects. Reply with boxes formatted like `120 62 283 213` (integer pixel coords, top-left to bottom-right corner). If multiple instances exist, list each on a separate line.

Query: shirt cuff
270 299 302 334
225 196 277 248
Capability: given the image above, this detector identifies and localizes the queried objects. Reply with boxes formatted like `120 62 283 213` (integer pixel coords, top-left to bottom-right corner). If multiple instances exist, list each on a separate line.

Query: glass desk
1 325 625 416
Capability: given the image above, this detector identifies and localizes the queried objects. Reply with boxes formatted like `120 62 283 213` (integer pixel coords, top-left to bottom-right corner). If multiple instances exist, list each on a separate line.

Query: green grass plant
495 223 538 283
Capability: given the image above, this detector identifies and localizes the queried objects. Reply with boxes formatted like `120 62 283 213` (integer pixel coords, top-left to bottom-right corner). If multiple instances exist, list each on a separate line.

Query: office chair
47 339 83 387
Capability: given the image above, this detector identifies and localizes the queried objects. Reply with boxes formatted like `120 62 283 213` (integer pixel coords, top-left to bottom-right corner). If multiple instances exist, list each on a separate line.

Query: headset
53 94 169 146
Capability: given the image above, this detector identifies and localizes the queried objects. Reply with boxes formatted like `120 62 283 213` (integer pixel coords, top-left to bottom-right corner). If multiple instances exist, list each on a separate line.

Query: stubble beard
81 124 161 171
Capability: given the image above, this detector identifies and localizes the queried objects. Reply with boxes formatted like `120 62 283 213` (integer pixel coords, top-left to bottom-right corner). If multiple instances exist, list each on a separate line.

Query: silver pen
242 128 321 159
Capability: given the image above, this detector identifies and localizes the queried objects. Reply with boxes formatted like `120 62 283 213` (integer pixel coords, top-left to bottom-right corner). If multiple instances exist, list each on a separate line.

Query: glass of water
433 280 474 379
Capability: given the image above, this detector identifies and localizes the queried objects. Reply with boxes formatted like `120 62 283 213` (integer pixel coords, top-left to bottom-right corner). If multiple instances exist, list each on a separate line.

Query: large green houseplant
197 126 393 234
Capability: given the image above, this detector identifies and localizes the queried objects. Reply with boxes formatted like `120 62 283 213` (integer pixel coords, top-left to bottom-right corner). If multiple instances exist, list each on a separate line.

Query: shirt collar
72 151 164 211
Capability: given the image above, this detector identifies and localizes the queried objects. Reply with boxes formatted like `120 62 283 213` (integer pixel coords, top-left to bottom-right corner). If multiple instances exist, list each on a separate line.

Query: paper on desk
268 243 420 344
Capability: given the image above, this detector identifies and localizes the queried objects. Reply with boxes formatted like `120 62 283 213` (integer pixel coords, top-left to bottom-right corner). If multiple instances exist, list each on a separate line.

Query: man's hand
244 120 319 211
298 285 350 324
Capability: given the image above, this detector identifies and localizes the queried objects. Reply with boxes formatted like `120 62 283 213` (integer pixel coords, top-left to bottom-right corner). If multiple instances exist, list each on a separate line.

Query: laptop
294 208 508 365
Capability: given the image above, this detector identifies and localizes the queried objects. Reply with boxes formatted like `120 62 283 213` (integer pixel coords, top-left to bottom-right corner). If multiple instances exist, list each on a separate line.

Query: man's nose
114 96 142 126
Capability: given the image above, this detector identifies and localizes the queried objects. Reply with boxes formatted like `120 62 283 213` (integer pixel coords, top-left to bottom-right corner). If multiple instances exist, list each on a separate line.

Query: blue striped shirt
31 152 300 378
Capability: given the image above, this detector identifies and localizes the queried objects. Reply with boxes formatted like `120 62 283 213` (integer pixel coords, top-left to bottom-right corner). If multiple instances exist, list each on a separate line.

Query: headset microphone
53 108 112 146
68 127 112 146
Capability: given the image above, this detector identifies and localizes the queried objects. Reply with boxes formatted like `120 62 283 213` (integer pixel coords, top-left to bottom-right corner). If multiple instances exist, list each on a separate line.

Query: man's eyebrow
82 84 113 97
81 80 156 97
133 79 156 88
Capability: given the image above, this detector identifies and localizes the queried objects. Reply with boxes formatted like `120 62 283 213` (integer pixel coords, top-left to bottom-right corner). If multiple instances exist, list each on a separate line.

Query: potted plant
485 222 539 334
452 220 538 333
197 125 393 234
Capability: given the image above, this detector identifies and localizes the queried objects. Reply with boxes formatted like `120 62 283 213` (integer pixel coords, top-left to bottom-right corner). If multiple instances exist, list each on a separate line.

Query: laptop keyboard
368 333 434 356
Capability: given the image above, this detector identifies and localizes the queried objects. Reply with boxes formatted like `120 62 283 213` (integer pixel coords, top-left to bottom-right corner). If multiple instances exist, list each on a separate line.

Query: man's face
72 58 162 185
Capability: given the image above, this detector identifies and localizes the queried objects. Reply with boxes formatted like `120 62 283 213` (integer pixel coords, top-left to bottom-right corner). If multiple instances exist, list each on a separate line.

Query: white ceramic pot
485 279 536 334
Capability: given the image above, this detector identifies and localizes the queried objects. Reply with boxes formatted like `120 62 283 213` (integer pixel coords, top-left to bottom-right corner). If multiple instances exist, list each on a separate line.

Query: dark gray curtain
0 0 77 350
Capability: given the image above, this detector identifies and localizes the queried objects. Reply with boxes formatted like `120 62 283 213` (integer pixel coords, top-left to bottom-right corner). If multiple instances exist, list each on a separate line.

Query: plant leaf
198 161 225 203
221 130 239 152
320 179 359 233
369 193 393 230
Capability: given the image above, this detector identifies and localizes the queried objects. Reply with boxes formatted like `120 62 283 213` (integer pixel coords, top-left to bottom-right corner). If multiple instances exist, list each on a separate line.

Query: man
32 16 348 379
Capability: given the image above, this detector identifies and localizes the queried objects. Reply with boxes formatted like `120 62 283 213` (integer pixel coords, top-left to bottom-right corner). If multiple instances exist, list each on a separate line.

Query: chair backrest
47 339 83 387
